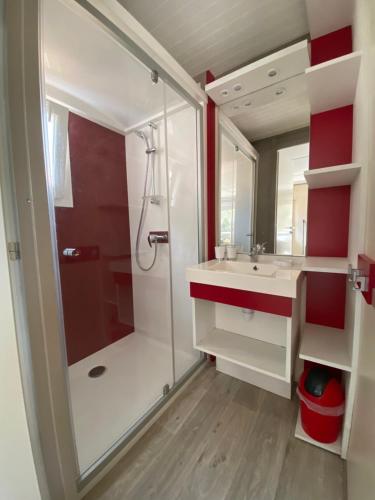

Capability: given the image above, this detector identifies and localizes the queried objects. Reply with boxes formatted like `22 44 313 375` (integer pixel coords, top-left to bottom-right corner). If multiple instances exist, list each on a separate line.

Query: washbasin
210 261 278 277
186 259 302 298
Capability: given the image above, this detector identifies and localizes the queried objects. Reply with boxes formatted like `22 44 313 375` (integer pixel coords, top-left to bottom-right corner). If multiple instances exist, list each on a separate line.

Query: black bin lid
304 366 332 397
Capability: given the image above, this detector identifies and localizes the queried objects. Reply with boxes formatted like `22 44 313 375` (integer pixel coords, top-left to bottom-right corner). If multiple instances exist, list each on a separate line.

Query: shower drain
88 365 106 378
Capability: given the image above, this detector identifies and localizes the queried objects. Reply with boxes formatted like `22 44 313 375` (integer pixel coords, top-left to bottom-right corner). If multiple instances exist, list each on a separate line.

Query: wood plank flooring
85 363 345 500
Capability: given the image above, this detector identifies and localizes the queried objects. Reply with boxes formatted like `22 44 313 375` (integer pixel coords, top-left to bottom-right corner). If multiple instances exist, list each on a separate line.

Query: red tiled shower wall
306 29 353 329
206 70 216 260
55 113 134 365
310 26 352 66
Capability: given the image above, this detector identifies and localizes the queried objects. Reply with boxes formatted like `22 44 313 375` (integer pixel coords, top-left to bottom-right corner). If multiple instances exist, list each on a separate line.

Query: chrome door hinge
162 384 170 396
348 264 368 292
7 241 21 261
151 69 159 84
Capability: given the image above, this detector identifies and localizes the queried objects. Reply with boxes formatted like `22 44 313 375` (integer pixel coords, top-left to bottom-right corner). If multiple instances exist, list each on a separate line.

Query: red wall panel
357 254 375 305
206 70 216 260
190 282 293 317
55 113 134 365
306 273 346 329
311 26 352 66
309 105 353 169
305 27 353 332
306 186 350 257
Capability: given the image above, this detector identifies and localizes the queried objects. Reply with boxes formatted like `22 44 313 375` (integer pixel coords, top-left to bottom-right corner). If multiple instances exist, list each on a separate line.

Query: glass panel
43 0 174 475
220 134 236 245
164 84 200 381
219 132 255 252
234 149 255 252
275 143 309 255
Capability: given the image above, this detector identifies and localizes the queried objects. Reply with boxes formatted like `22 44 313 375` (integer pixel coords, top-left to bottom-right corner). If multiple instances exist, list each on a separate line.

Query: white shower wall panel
125 121 174 358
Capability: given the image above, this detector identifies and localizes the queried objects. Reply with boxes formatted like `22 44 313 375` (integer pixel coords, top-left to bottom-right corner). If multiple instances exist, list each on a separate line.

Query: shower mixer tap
148 231 169 247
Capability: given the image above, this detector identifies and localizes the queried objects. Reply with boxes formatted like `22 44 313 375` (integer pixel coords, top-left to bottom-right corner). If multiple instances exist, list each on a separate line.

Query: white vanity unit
186 259 303 398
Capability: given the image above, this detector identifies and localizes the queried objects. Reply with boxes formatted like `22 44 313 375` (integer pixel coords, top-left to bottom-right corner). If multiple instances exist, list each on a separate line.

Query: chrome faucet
249 242 267 262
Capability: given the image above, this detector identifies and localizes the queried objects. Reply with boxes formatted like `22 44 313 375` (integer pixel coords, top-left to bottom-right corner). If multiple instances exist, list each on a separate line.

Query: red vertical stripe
306 273 346 329
206 70 216 260
306 186 351 257
309 105 353 169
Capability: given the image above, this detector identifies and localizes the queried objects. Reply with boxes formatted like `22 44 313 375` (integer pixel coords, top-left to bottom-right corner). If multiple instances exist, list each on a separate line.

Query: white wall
347 1 375 499
0 1 42 497
0 197 41 500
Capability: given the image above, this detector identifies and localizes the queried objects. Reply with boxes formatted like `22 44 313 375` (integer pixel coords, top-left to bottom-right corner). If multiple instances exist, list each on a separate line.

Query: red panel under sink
310 26 352 66
305 272 347 329
190 282 293 317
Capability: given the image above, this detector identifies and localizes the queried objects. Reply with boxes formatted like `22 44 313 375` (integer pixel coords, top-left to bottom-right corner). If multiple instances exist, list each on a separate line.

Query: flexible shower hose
135 134 158 271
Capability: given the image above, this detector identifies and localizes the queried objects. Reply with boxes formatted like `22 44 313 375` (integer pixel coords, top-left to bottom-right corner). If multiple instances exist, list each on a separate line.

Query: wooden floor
85 363 345 500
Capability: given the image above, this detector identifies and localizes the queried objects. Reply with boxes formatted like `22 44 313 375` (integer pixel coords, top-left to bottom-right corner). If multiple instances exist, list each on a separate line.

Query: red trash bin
297 365 345 443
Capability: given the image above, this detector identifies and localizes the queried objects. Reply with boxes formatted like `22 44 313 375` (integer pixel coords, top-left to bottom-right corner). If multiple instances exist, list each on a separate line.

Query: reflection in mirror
254 127 310 255
219 130 256 253
275 143 309 255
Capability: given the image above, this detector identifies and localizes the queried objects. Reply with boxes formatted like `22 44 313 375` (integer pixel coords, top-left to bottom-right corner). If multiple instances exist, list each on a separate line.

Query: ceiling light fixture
233 83 242 92
244 101 252 107
233 105 239 110
267 68 277 77
275 87 286 96
221 89 229 96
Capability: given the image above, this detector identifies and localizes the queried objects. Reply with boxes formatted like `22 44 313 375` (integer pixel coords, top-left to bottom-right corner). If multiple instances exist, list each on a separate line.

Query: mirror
219 131 256 252
215 40 311 257
218 125 310 256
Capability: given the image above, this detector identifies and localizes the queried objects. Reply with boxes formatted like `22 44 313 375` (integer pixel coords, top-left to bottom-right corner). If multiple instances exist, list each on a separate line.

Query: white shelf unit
205 40 310 106
295 409 342 455
301 257 350 274
299 323 352 372
196 327 286 380
192 294 301 398
306 51 362 113
304 163 361 189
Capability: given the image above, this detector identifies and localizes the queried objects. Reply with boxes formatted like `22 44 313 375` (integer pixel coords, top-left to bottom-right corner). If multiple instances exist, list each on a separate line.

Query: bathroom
0 1 374 499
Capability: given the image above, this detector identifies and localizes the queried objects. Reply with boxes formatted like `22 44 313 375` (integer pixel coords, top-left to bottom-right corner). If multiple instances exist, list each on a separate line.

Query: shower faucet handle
148 231 169 247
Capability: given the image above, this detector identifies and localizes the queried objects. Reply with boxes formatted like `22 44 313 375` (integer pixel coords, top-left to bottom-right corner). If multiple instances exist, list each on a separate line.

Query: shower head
135 130 146 140
135 129 151 151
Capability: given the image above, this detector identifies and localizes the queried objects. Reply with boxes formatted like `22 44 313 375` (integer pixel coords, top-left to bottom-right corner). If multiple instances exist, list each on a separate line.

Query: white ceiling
121 0 309 78
229 75 310 141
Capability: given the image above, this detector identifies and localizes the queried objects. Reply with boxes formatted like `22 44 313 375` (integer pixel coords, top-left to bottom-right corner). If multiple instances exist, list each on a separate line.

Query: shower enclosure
40 0 202 479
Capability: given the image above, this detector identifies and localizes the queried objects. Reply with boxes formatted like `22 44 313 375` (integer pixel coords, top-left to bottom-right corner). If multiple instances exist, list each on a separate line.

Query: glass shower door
164 84 201 382
43 0 175 475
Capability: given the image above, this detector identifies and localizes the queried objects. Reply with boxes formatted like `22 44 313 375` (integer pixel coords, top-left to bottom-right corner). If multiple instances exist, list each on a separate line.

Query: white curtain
46 100 73 207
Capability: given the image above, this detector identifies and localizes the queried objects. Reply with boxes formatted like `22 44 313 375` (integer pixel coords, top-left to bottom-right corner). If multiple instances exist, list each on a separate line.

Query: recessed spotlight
233 105 240 110
221 89 229 96
275 87 286 96
244 101 252 107
233 83 242 92
267 68 278 77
